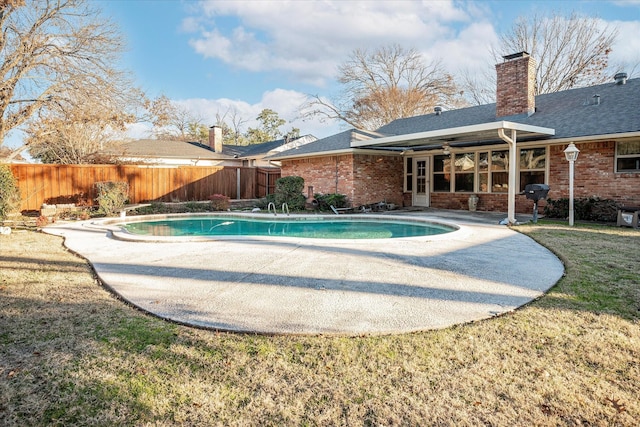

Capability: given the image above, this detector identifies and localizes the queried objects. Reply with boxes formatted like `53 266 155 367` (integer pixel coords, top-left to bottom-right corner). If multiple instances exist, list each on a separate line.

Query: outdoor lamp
563 143 580 226
564 143 580 162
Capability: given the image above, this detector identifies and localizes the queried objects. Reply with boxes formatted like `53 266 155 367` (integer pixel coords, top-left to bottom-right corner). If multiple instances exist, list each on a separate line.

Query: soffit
350 121 555 151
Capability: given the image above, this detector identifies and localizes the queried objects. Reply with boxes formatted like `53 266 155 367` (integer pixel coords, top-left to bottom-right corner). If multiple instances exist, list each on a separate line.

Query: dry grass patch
1 224 639 425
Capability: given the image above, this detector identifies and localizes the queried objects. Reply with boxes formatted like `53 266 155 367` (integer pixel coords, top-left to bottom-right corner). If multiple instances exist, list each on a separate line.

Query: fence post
236 168 241 200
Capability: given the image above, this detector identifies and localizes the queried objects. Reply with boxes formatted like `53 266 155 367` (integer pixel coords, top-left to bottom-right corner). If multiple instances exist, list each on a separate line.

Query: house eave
351 121 556 149
543 131 640 145
269 147 399 161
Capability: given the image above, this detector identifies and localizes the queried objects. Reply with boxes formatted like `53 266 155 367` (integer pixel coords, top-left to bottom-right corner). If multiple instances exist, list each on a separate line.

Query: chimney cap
502 51 530 61
434 106 443 115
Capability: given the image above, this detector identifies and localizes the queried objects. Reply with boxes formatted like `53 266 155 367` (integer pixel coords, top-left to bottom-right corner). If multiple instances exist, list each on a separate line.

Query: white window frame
518 146 548 191
430 147 549 193
615 140 640 173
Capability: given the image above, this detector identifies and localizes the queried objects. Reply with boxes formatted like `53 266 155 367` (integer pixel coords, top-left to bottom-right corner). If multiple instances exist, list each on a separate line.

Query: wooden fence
10 164 280 212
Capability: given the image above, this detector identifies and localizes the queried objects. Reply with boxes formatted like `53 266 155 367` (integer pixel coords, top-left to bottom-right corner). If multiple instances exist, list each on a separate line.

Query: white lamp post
563 143 580 226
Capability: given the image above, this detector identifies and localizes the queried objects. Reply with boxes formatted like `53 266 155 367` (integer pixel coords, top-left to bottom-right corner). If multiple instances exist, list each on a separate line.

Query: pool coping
98 212 467 244
44 211 565 336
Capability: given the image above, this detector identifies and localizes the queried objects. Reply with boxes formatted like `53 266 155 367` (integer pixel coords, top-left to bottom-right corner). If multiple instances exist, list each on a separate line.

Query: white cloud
425 21 499 72
186 0 488 85
174 89 342 140
122 122 154 140
609 20 640 76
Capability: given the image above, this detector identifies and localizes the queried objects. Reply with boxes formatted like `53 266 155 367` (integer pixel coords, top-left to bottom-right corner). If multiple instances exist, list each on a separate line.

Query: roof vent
434 106 443 115
614 72 628 85
593 94 601 105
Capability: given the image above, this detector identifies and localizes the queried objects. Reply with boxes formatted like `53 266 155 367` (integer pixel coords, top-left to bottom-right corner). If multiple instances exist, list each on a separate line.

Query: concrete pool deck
44 209 564 335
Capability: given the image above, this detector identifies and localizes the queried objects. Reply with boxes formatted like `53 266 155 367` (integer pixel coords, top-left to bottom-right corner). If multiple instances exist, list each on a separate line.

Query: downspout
498 128 517 224
335 156 339 193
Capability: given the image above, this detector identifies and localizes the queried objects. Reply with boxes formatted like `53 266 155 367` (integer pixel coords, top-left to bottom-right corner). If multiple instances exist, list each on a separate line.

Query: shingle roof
119 136 317 160
273 77 640 158
269 128 385 159
120 139 233 160
379 77 640 140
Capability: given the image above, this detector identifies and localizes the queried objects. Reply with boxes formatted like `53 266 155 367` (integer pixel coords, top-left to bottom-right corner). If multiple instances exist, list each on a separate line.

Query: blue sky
15 0 640 146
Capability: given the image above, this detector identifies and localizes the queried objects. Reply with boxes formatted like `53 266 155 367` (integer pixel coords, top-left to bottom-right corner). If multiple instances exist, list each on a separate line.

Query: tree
461 11 619 105
245 108 286 144
25 87 135 164
0 0 137 161
215 107 248 146
147 95 209 143
186 122 209 144
302 44 464 130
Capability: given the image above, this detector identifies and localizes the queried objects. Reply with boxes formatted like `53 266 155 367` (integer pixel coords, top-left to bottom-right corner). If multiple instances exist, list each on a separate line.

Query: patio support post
498 128 518 224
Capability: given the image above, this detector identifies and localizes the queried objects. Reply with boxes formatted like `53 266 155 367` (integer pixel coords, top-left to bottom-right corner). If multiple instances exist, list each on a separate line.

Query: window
519 147 546 191
616 141 640 172
416 160 427 193
491 150 509 193
454 153 475 192
478 152 489 192
405 157 413 191
433 155 451 192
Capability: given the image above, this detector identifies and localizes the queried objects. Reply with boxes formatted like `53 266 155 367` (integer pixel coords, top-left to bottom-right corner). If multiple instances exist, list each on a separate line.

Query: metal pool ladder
267 202 277 216
282 203 289 216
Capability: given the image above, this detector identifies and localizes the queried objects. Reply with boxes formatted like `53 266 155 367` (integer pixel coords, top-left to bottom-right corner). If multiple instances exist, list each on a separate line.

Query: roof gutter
268 147 398 161
541 131 640 145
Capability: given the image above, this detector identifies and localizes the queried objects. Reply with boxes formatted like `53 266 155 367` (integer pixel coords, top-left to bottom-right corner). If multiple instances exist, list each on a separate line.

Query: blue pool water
123 216 456 239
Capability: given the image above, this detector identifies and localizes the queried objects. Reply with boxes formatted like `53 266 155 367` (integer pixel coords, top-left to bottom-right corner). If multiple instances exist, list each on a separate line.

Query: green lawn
1 223 638 425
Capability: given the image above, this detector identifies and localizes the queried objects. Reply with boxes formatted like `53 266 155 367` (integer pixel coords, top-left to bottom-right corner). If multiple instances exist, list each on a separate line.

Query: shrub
133 202 170 215
184 201 209 212
0 165 21 220
35 215 49 227
209 194 230 211
274 176 306 211
95 181 129 216
254 194 276 210
78 210 91 220
544 197 620 222
314 193 347 211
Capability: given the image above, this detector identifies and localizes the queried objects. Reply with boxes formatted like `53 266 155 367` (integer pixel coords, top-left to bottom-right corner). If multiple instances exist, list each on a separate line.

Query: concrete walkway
44 209 564 335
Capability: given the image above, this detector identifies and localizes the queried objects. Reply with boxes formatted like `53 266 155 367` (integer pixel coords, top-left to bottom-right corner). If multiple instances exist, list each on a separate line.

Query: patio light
563 143 580 226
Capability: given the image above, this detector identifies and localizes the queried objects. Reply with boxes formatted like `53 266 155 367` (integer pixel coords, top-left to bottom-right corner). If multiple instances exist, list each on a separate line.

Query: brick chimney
495 52 536 118
208 125 223 153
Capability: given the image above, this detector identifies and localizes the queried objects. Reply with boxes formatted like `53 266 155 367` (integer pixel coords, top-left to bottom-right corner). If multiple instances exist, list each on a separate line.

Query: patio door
412 156 430 207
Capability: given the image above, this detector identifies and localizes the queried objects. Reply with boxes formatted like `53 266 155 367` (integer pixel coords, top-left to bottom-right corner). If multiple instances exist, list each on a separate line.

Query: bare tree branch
1 0 140 160
463 11 619 104
301 44 464 130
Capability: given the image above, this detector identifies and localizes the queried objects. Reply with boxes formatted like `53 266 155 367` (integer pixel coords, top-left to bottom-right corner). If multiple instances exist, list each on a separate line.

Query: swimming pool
118 214 457 240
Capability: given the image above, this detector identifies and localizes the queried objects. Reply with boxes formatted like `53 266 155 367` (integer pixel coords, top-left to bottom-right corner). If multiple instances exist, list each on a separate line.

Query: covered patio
351 121 555 224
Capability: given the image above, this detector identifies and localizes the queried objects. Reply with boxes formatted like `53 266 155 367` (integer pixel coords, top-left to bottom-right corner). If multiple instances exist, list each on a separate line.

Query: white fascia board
540 131 640 145
268 148 397 162
350 121 555 148
268 148 355 161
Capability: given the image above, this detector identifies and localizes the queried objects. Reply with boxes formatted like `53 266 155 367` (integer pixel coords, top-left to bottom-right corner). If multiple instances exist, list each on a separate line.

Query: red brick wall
281 154 403 207
281 140 640 212
352 154 404 206
549 141 640 206
281 155 355 201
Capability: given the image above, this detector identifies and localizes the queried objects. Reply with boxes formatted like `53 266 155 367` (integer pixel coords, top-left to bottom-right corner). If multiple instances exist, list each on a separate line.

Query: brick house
269 52 640 223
